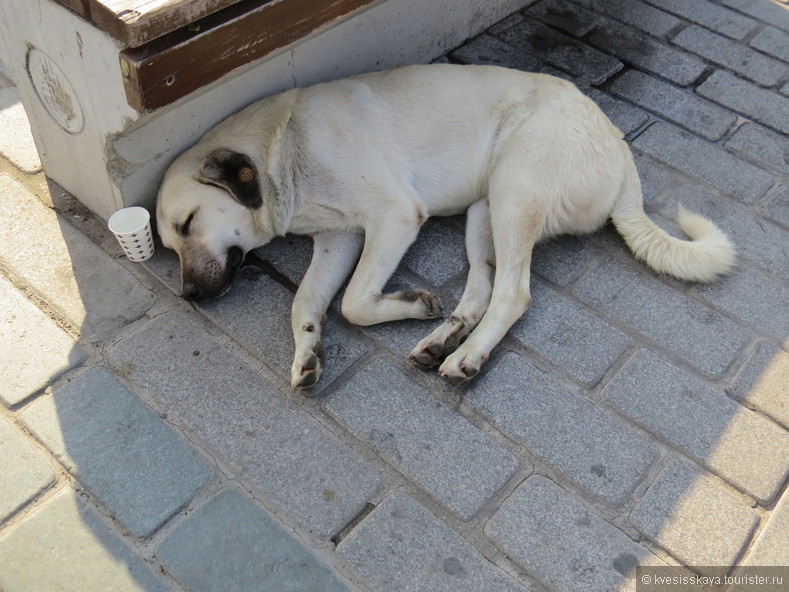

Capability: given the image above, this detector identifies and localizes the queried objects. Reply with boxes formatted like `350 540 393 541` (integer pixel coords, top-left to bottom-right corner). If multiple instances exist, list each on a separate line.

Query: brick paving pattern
1 1 788 590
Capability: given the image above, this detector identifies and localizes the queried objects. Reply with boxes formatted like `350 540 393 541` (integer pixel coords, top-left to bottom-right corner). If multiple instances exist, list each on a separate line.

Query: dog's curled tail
611 202 736 283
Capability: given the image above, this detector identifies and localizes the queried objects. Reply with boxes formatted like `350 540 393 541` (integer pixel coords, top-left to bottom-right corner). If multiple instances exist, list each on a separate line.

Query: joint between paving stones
0 261 82 346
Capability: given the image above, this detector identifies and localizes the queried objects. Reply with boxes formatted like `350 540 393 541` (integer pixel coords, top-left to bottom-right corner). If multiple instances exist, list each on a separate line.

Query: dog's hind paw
291 342 326 390
439 350 488 385
409 316 469 369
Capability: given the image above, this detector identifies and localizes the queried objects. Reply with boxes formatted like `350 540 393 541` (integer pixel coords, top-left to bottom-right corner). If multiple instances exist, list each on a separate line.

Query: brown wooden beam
87 0 246 47
119 0 376 112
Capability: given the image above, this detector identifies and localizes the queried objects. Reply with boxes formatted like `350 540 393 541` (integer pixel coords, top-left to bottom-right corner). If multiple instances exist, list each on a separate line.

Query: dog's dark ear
198 149 263 209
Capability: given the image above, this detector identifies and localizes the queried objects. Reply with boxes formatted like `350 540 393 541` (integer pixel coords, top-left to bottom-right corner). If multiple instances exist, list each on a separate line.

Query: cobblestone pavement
1 1 788 590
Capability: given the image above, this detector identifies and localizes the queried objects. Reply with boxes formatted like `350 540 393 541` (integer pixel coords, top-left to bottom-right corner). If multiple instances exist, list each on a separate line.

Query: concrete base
0 0 533 221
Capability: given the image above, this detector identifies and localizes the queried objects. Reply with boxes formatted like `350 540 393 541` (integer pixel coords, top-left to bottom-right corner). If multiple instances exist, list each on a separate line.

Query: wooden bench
51 0 378 111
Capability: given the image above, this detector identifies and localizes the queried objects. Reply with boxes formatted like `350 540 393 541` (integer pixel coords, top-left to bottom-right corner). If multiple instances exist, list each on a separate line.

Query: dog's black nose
182 282 203 301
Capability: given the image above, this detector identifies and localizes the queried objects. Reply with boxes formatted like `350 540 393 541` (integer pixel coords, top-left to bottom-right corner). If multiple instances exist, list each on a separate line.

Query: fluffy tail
611 161 736 283
612 206 736 282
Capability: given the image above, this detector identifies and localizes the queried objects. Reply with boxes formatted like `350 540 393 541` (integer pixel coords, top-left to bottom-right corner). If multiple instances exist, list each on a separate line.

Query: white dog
156 64 735 388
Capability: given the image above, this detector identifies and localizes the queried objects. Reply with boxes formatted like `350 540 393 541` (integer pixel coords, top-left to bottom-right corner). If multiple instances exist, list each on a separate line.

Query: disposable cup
108 207 155 262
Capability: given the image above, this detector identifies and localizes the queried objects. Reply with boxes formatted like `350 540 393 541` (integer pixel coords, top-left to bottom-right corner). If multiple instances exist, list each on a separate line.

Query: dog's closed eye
176 211 196 237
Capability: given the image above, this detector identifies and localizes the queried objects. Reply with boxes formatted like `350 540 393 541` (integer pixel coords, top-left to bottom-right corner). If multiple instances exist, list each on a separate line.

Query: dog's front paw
439 349 488 385
409 342 446 369
291 342 326 390
394 289 442 320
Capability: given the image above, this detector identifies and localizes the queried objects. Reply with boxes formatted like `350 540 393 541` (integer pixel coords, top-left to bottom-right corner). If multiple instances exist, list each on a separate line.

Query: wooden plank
87 0 245 46
120 0 376 112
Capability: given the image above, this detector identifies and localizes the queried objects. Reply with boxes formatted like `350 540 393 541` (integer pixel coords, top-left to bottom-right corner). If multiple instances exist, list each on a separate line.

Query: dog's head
157 147 274 301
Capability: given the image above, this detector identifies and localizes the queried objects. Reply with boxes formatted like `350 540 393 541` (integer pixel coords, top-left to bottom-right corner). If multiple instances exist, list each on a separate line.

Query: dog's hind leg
438 173 543 384
291 231 364 389
341 207 443 326
410 199 495 369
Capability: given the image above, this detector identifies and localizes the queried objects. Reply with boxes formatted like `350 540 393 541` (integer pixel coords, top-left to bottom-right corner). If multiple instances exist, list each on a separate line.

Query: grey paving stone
672 25 788 87
750 26 789 63
586 88 650 136
634 154 676 202
631 461 758 570
0 175 155 340
256 234 318 285
570 0 683 38
19 367 211 538
727 342 789 429
338 493 528 592
0 274 87 407
602 349 789 504
450 34 548 76
402 217 467 287
609 70 737 140
0 88 41 173
199 269 366 392
485 11 527 36
486 475 665 592
532 235 601 286
496 16 623 84
693 266 789 340
697 70 789 135
646 0 758 39
0 416 55 522
157 488 350 592
0 488 169 592
142 242 181 294
632 122 775 204
527 0 607 37
762 185 789 227
573 257 749 378
588 23 707 86
721 0 789 33
510 279 631 385
467 353 657 505
108 312 381 539
662 185 789 279
324 360 518 520
725 122 789 177
363 315 446 361
738 486 789 567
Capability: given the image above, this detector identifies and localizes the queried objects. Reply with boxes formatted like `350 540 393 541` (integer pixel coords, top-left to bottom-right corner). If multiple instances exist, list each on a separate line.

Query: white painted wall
0 0 533 220
0 0 136 218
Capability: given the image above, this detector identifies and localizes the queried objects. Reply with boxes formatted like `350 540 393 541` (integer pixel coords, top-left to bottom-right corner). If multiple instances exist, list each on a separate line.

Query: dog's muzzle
182 246 245 301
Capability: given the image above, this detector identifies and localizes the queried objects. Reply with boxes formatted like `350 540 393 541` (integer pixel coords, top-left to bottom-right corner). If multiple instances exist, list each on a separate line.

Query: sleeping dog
156 64 735 388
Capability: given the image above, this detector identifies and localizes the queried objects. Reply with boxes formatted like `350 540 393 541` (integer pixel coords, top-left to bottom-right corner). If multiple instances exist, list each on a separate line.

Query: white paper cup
108 207 155 262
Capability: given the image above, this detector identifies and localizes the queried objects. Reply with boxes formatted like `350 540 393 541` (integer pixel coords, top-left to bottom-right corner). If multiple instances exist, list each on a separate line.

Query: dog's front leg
341 212 442 326
291 231 363 389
